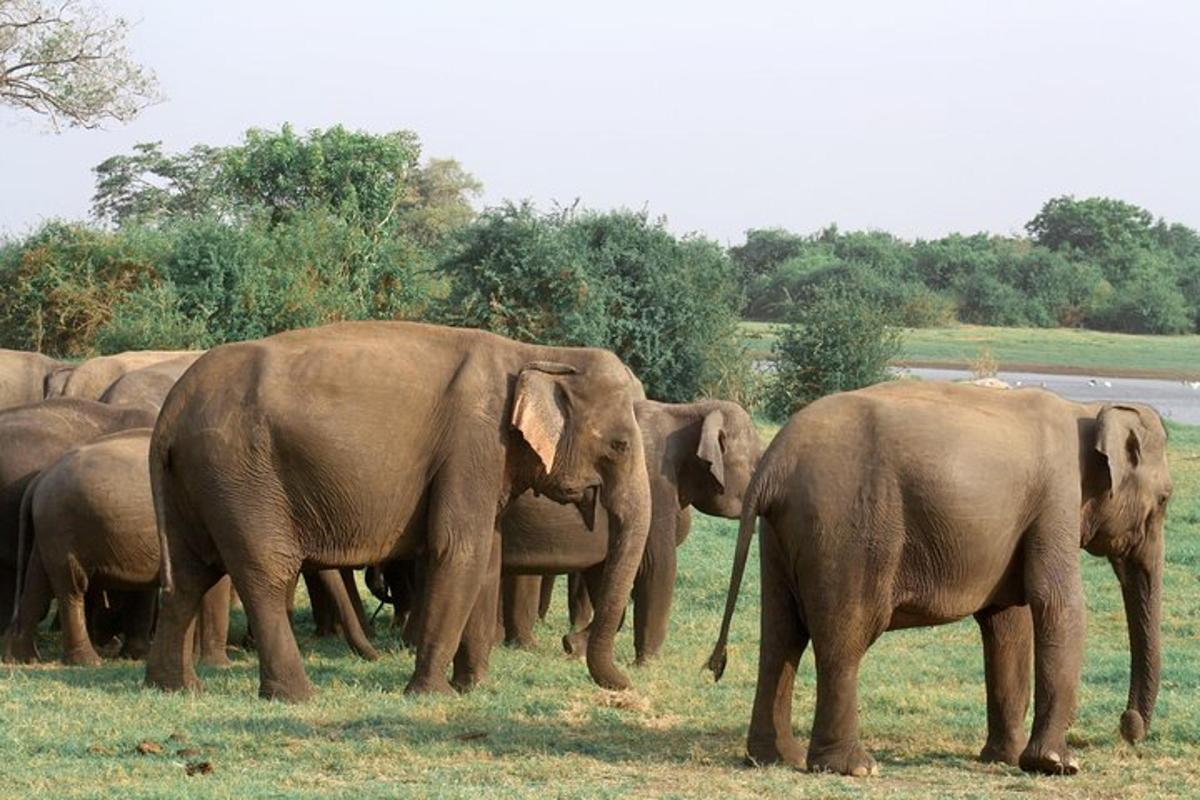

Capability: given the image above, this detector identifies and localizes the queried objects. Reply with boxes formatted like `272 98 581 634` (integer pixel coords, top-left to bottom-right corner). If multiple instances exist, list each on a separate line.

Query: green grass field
740 322 1200 379
2 422 1198 799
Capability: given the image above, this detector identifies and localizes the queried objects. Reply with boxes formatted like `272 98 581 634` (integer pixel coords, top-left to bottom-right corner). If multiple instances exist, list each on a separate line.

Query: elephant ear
697 409 726 491
511 361 577 474
1096 405 1143 495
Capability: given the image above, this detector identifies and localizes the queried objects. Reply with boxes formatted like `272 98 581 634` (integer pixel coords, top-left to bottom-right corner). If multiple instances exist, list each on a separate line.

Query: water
905 367 1200 426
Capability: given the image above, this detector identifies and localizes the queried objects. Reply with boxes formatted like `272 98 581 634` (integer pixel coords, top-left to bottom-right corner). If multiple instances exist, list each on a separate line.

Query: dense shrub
439 204 745 402
763 291 902 421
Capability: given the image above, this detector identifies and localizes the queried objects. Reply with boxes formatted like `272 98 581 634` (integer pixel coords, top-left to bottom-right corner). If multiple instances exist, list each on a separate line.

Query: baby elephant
709 381 1171 777
4 429 229 666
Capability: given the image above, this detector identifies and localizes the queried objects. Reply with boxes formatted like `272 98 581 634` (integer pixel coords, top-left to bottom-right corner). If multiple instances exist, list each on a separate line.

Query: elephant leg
502 573 541 649
567 571 593 630
632 528 678 664
57 578 102 667
401 562 425 650
563 565 606 658
3 550 54 663
0 568 15 637
745 519 808 768
313 569 378 661
145 560 221 694
406 476 499 695
233 567 312 702
807 637 875 776
452 531 502 691
304 570 338 637
196 576 232 667
341 568 372 636
538 574 556 620
118 590 158 661
1019 528 1084 775
976 605 1032 765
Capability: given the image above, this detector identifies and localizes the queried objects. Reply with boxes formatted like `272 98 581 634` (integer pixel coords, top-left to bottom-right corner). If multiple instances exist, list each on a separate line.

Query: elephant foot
451 669 487 693
63 648 104 667
504 635 537 651
3 638 40 664
404 672 455 695
807 741 879 777
352 642 380 662
633 650 660 667
259 677 314 703
145 669 204 694
979 737 1026 767
119 642 151 661
745 737 806 769
1019 738 1078 775
198 649 233 669
562 630 588 658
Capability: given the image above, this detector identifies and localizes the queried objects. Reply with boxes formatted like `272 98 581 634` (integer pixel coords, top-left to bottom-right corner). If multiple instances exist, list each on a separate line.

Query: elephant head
687 401 763 520
511 354 651 690
1081 403 1172 744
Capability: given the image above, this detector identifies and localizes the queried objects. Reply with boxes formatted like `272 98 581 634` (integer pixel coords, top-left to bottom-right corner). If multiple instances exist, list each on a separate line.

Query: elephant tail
149 435 174 595
705 471 765 682
11 474 40 629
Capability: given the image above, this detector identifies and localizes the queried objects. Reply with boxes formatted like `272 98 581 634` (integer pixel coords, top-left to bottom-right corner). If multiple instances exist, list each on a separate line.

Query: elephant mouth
574 484 600 531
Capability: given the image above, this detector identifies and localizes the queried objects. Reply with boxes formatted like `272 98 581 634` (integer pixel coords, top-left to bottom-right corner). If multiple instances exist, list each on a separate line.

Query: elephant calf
709 381 1171 777
4 430 230 666
501 398 762 664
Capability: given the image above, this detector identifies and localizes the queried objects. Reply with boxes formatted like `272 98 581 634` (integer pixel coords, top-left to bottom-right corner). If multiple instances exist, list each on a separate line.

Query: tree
763 291 902 421
0 0 159 130
91 141 227 226
1026 196 1155 257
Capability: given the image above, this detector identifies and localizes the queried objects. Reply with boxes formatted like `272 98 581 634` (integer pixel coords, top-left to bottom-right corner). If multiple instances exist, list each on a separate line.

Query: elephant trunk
585 453 652 691
1111 534 1163 744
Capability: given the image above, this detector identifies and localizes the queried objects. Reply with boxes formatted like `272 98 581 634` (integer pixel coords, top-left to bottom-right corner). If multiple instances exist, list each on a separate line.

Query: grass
1 422 1198 798
740 322 1200 379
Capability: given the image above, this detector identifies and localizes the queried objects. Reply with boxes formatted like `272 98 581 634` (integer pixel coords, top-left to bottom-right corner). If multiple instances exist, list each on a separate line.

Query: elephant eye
610 438 629 454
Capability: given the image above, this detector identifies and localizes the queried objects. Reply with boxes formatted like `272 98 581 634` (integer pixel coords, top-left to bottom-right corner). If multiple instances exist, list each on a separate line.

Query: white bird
1088 379 1097 387
1188 381 1200 391
1103 380 1112 388
1015 381 1023 387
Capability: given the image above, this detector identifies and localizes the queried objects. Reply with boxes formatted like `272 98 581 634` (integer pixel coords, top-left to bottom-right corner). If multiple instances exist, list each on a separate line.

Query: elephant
99 354 203 410
0 349 66 411
707 381 1171 776
4 429 231 666
0 399 159 630
500 398 762 664
45 350 201 400
144 321 651 701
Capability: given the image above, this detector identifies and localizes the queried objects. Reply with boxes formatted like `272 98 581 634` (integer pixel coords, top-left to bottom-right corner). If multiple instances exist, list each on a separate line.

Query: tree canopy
0 0 159 129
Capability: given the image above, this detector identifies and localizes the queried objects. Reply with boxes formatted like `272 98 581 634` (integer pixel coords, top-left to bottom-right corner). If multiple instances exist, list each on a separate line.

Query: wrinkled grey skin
501 399 762 665
708 381 1171 777
0 399 158 630
145 321 651 702
4 429 229 666
0 349 65 411
47 351 201 401
100 354 202 411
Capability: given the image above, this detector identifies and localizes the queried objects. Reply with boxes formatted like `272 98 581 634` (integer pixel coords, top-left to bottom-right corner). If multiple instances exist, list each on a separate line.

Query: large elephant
144 321 651 701
0 349 65 411
501 398 761 664
46 350 201 400
99 354 203 410
4 429 230 666
708 381 1171 777
0 399 159 629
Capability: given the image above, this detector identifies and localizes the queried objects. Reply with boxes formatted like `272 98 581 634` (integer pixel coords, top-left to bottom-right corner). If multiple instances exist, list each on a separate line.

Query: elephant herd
0 321 1173 779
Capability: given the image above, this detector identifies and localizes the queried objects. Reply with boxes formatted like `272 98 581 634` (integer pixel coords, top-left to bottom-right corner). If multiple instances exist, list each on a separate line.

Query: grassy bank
741 322 1200 379
1 423 1197 798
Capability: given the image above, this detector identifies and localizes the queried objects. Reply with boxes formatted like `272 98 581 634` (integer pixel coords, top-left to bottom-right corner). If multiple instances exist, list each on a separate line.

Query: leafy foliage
439 204 745 402
736 195 1200 335
763 291 902 421
0 0 159 129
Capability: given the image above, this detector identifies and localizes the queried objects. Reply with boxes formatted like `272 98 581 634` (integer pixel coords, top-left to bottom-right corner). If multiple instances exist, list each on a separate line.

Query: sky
2 0 1199 244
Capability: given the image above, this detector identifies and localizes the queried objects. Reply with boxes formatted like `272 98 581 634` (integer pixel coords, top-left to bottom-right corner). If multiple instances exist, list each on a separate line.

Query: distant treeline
2 124 1197 407
735 198 1200 334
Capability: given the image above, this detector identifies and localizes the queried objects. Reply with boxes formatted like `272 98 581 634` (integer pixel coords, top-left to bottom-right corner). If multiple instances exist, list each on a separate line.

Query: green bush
763 291 902 421
439 204 745 402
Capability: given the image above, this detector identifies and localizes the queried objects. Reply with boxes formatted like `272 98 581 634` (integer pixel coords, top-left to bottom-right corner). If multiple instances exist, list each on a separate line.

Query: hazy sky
2 0 1198 243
